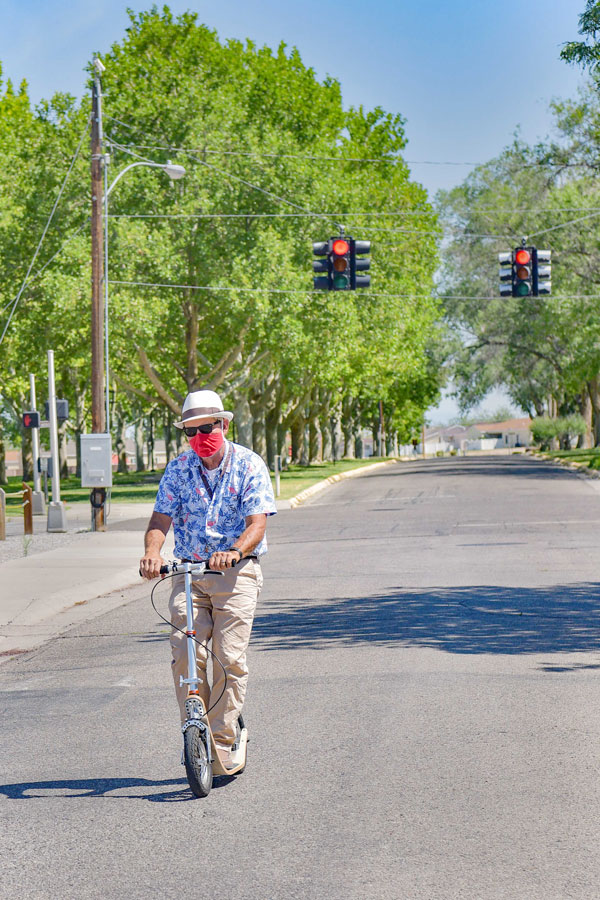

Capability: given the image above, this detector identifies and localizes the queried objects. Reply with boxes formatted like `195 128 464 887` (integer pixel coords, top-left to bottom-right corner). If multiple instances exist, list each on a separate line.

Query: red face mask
189 429 225 458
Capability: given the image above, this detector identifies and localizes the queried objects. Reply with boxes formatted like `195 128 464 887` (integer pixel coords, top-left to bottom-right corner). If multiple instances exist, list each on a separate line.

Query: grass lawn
534 448 600 470
1 457 392 514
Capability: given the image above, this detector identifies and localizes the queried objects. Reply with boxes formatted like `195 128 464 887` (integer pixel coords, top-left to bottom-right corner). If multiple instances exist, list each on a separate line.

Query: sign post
29 374 45 515
46 350 67 532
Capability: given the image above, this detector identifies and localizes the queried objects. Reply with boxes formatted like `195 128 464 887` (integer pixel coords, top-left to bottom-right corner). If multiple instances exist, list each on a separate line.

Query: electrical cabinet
80 433 113 487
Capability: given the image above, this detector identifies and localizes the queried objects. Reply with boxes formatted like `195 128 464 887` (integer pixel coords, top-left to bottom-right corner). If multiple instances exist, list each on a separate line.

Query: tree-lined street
2 457 599 898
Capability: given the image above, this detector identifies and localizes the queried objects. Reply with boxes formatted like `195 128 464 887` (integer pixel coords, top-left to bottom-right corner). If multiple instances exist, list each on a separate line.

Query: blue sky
0 0 587 420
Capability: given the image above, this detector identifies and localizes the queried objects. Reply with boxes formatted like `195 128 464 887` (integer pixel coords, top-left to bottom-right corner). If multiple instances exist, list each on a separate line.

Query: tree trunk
164 411 174 465
577 387 593 449
135 420 146 472
266 406 279 470
589 377 600 447
115 416 128 474
342 396 355 458
308 417 321 462
59 426 69 477
320 414 332 461
277 422 288 467
252 414 267 462
331 407 343 461
355 430 364 459
290 414 305 465
235 395 253 449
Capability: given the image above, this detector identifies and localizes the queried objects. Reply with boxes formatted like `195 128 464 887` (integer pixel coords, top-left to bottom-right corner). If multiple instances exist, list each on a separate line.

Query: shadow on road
252 582 600 656
397 456 576 481
0 777 192 802
0 774 239 802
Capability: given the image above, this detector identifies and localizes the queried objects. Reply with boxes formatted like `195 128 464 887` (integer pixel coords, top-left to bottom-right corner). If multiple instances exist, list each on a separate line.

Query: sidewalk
0 458 389 659
0 502 175 656
0 499 292 658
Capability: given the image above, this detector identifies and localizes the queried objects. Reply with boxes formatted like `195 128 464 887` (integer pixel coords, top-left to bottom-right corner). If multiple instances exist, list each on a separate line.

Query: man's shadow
0 775 236 802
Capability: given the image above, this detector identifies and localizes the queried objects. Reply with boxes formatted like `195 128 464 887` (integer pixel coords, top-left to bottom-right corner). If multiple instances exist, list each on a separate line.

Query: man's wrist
230 546 244 560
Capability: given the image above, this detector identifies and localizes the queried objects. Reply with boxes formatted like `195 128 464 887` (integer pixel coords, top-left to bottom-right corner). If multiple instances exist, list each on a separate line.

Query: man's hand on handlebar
209 550 241 571
139 554 166 580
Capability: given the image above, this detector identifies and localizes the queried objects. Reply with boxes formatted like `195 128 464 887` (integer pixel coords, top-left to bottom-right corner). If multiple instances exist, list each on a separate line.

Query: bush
530 416 558 450
531 415 587 450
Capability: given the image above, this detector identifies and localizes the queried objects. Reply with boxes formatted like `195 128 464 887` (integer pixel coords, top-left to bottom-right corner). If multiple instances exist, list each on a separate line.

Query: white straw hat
174 390 234 429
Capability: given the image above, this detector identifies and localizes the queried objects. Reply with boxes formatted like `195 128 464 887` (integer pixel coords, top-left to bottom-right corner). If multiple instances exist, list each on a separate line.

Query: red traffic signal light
515 249 530 266
22 411 41 429
332 239 350 256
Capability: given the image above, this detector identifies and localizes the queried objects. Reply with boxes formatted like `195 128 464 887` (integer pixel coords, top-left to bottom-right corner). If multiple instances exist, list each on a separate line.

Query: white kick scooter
150 560 249 798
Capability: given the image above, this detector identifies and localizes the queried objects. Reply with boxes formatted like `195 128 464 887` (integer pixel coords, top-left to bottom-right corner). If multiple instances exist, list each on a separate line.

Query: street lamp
103 157 185 431
90 55 185 531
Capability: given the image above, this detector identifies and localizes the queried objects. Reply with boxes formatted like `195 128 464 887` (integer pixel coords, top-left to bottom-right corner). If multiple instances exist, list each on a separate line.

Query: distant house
419 418 532 455
465 418 532 450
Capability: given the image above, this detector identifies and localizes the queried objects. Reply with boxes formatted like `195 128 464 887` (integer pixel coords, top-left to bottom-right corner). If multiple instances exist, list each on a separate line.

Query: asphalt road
1 455 600 899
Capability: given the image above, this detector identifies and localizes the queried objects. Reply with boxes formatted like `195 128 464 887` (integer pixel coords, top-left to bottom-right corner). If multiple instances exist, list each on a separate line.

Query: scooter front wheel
184 725 212 798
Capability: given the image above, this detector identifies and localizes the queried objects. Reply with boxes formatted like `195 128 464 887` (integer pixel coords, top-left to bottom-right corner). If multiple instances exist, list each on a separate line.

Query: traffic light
513 247 533 297
353 240 371 289
498 252 513 297
312 240 329 290
534 249 551 295
22 411 40 429
331 237 351 290
499 246 552 297
44 399 69 422
312 237 372 290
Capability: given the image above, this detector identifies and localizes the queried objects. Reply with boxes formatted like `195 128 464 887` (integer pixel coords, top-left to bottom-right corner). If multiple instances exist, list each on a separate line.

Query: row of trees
0 7 442 480
437 1 600 447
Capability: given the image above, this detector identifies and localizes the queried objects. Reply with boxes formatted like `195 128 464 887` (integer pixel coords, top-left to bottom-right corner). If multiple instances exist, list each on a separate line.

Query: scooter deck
210 727 248 776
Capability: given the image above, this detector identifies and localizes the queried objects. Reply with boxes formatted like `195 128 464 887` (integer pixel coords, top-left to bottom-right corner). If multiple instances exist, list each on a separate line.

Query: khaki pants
168 559 263 747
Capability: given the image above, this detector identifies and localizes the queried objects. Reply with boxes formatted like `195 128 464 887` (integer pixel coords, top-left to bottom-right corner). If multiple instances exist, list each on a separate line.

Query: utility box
80 433 113 487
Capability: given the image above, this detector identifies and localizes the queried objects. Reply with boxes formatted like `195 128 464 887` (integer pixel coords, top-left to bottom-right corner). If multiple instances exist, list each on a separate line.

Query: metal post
29 374 45 515
0 487 5 541
422 424 426 459
102 92 110 435
378 399 384 458
91 67 106 530
274 455 281 498
23 482 33 536
47 350 67 532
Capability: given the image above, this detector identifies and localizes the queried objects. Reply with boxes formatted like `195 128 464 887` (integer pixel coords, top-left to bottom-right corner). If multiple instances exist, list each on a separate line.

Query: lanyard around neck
199 442 232 500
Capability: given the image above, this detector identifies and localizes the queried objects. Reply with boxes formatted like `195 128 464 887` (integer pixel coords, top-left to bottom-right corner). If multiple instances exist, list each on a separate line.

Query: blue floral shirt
154 441 277 560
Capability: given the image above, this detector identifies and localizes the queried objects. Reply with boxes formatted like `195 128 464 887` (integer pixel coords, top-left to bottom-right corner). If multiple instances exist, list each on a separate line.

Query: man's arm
209 513 267 571
140 511 172 579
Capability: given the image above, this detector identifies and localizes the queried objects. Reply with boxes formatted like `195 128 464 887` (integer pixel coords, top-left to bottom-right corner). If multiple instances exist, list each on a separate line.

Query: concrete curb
287 458 400 508
535 453 600 480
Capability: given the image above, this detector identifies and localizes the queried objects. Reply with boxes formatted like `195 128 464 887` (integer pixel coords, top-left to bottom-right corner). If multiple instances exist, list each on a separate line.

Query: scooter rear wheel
184 725 212 798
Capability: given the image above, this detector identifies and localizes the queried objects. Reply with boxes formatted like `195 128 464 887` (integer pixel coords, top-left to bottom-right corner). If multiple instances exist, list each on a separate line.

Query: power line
109 137 340 228
0 220 88 316
108 279 600 301
525 209 600 239
104 132 583 169
108 279 435 298
107 211 437 219
0 121 89 346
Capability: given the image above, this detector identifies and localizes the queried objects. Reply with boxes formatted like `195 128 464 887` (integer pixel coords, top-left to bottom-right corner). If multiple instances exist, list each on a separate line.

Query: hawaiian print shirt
154 440 277 560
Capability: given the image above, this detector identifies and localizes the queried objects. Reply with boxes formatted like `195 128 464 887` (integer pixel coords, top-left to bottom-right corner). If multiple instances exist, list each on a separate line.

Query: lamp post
90 56 185 530
103 159 185 433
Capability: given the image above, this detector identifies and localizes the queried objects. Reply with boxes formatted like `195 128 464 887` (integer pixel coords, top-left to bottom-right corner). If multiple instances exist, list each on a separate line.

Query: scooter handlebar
140 560 229 578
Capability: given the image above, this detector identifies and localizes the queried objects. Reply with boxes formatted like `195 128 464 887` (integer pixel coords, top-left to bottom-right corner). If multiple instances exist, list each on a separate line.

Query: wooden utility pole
90 74 106 529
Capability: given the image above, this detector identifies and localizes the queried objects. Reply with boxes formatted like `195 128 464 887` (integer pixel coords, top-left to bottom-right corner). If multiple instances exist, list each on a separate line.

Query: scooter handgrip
159 565 170 575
